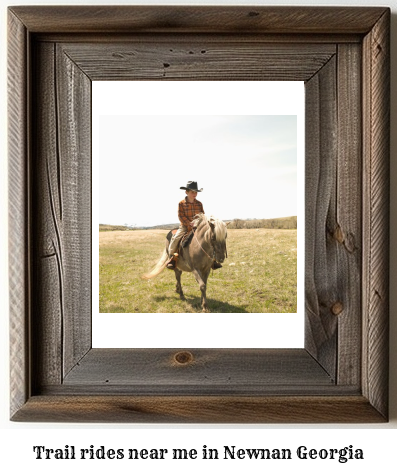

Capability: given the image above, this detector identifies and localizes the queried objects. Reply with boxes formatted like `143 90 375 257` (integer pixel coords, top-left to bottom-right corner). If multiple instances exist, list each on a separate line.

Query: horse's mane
193 213 227 242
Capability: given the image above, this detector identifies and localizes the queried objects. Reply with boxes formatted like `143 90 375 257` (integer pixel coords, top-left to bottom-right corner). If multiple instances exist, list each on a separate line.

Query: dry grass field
99 228 297 313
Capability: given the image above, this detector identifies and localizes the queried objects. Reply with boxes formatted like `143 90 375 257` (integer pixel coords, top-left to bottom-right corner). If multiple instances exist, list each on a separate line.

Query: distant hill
99 216 297 232
99 223 178 232
228 216 297 230
99 224 136 232
143 223 179 230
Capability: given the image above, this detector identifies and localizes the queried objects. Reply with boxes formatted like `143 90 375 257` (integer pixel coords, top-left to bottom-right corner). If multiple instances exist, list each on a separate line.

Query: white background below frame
92 81 305 348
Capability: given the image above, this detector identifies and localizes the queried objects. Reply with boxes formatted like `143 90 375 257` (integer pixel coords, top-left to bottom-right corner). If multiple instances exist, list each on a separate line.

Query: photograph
92 82 304 348
98 114 299 314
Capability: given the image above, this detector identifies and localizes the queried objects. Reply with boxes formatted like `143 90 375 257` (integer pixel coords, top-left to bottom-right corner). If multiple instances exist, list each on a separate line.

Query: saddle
166 228 194 248
166 228 178 243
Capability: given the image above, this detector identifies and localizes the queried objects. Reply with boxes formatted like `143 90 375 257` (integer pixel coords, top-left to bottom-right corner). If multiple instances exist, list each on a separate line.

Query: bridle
192 225 227 262
192 228 215 261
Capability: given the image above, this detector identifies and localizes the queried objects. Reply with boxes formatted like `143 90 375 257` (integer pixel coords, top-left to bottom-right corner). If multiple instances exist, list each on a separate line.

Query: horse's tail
141 249 169 280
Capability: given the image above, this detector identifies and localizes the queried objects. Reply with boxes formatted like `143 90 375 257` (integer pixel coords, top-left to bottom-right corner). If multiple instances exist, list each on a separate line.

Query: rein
192 227 215 261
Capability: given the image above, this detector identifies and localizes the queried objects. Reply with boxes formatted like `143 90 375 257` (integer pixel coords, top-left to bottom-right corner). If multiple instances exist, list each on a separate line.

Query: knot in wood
174 351 194 365
331 302 344 316
333 225 344 244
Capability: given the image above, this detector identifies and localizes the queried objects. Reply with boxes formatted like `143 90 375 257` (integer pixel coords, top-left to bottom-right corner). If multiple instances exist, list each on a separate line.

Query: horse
142 213 228 311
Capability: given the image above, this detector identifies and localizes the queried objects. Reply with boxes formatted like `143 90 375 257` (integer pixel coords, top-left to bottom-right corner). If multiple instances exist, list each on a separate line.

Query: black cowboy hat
180 181 203 192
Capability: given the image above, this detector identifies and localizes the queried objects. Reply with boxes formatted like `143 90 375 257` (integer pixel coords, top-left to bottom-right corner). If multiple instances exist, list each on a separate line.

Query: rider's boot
166 253 178 270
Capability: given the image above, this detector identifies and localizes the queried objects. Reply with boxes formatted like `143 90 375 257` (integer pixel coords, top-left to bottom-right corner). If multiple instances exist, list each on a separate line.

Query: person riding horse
167 181 222 270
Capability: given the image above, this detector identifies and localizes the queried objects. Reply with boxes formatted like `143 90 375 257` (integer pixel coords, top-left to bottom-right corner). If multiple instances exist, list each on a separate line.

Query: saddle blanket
166 228 194 248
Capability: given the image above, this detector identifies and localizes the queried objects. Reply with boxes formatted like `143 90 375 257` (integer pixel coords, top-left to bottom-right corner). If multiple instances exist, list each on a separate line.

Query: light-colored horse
142 214 228 311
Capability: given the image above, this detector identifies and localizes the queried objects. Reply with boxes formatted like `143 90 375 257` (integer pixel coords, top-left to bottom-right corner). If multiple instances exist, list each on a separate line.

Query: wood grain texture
8 9 29 419
9 6 387 34
11 396 385 424
62 349 333 392
8 6 390 423
304 56 338 377
335 44 362 386
362 9 390 419
55 45 92 377
34 33 363 45
31 42 92 387
59 42 335 81
32 42 63 387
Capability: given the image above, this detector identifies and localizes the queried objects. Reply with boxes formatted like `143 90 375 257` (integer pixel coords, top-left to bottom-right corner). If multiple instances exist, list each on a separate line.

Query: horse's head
208 216 227 263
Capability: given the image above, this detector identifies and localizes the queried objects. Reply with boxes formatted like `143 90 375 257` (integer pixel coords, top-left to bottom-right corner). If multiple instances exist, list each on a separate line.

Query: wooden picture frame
8 6 390 423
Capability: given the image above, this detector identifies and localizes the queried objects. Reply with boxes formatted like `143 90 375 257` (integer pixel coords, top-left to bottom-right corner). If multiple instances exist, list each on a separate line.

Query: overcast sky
93 82 304 227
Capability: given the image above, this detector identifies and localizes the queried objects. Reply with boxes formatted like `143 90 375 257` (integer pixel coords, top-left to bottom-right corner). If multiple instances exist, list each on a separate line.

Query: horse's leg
174 268 185 300
192 269 209 312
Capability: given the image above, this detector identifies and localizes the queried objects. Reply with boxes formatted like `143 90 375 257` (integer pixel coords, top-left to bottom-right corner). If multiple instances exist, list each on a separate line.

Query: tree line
100 216 297 232
227 216 297 230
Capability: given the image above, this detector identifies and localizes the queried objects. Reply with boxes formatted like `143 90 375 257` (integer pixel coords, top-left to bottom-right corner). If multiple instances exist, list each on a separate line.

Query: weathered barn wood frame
8 6 390 422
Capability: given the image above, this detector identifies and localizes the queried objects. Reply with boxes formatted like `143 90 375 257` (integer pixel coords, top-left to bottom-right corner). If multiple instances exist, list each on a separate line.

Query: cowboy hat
180 181 203 192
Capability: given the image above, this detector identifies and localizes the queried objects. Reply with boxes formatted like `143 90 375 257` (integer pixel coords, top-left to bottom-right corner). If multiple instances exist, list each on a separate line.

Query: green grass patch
99 229 297 313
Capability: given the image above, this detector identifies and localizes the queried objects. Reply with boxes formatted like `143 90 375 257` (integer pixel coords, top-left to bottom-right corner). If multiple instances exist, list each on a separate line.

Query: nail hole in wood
174 351 194 364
